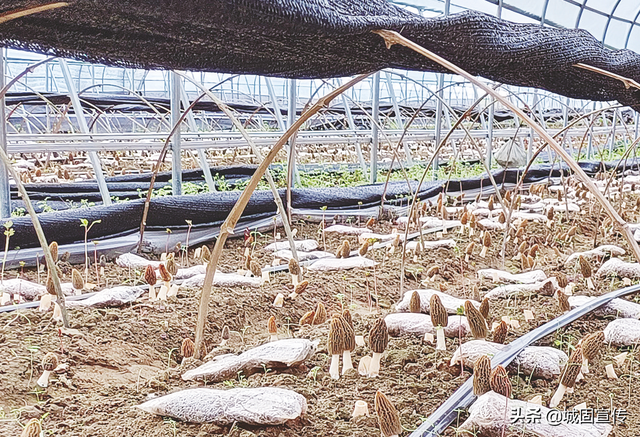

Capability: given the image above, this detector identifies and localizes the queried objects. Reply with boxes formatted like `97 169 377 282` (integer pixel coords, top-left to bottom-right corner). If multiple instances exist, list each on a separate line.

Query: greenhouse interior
1 0 640 436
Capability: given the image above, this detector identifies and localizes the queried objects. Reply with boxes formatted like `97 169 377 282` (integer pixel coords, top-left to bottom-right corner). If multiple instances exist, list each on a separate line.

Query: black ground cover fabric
1 2 640 110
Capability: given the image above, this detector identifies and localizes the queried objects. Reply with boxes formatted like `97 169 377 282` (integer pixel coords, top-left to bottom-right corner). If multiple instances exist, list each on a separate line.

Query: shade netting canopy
1 0 640 110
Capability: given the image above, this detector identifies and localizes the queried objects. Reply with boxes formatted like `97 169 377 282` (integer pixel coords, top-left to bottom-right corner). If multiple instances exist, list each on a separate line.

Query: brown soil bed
1 195 640 437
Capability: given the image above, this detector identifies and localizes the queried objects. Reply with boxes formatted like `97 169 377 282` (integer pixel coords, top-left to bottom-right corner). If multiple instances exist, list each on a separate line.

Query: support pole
58 59 111 206
180 86 216 191
287 79 299 186
433 73 444 178
486 97 494 169
371 72 380 183
265 78 286 131
0 50 10 218
385 71 414 166
170 72 182 196
339 79 367 174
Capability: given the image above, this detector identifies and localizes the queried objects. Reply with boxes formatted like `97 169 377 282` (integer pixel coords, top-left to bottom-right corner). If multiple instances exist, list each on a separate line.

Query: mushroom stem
369 352 382 377
37 370 52 388
269 333 278 342
549 384 567 408
157 285 168 300
479 246 488 258
148 284 156 301
329 354 340 379
435 326 446 351
586 277 594 289
581 356 590 374
342 350 354 375
288 291 299 300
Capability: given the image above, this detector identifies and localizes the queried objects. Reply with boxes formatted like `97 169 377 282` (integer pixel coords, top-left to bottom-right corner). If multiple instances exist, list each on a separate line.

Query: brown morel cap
48 241 58 263
71 268 84 290
426 266 439 278
473 355 492 396
180 338 195 358
312 302 328 325
487 195 494 211
268 316 277 334
341 316 356 351
489 365 512 398
158 263 172 282
369 318 389 354
294 280 309 296
482 232 492 248
166 255 178 276
409 291 421 313
288 258 300 276
342 309 353 329
299 310 315 325
250 261 262 278
557 290 571 312
358 240 369 257
430 294 448 328
465 241 475 255
579 255 592 279
556 272 568 289
374 390 402 437
560 345 583 388
479 298 490 320
144 264 157 286
221 325 230 341
21 418 42 437
581 331 605 361
328 316 346 355
465 300 487 340
493 321 508 344
42 352 58 372
547 206 554 221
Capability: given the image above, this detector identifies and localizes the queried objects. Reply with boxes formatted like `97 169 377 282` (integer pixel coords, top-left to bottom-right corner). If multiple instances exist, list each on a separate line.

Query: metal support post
433 73 444 178
58 59 111 205
486 98 495 169
587 102 596 159
265 78 286 131
287 79 299 186
170 71 182 195
180 87 215 191
371 72 380 184
385 71 414 166
339 79 367 174
0 51 10 218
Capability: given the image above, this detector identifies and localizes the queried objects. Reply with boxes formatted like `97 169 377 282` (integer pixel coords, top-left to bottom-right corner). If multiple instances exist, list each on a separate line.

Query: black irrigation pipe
412 282 640 436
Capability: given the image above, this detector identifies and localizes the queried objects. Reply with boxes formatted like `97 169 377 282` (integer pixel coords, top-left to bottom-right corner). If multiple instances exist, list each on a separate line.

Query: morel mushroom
493 320 508 344
220 325 230 347
557 272 568 292
473 355 492 396
365 217 376 228
465 300 488 340
144 264 157 301
336 240 351 259
158 263 172 300
580 331 605 374
166 254 178 276
200 245 211 262
37 352 58 388
546 206 555 227
249 261 262 278
409 291 421 313
289 280 308 300
71 268 84 295
181 338 195 359
313 302 328 325
479 232 492 258
489 365 512 398
341 316 356 375
579 255 594 289
21 418 42 437
368 318 389 377
374 391 402 437
479 298 490 321
430 294 448 351
328 316 346 379
550 345 583 408
342 309 354 329
288 258 300 285
464 241 475 262
557 290 571 313
49 241 58 263
299 310 315 325
358 240 370 257
268 316 278 342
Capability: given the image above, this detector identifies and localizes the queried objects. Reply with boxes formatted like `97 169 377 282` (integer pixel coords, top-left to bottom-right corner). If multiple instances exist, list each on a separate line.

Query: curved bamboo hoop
193 74 371 357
